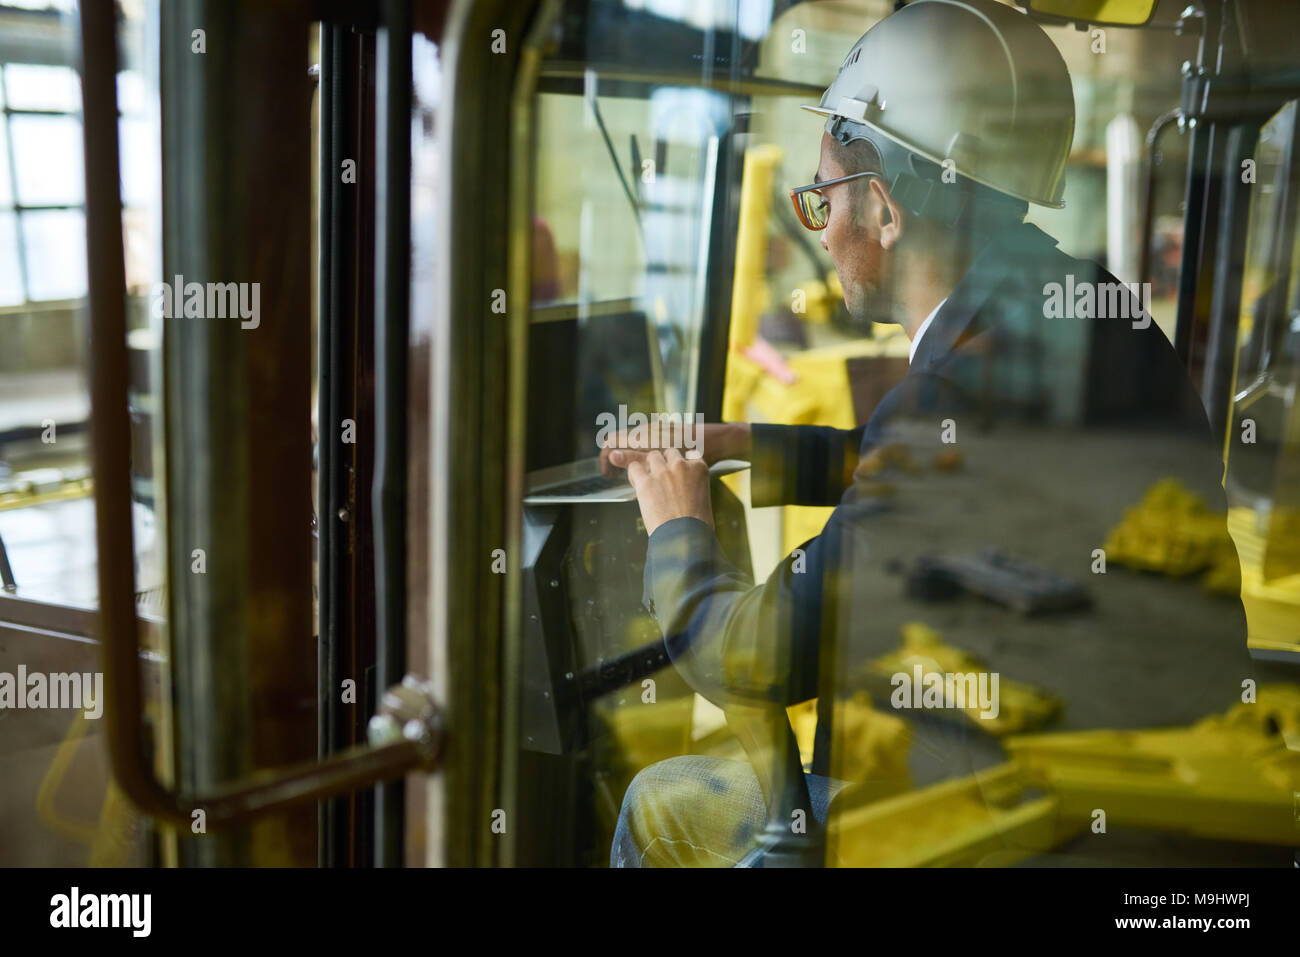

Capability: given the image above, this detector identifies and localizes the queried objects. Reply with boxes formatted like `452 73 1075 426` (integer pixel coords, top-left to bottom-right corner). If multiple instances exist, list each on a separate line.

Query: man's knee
617 756 709 844
612 755 766 867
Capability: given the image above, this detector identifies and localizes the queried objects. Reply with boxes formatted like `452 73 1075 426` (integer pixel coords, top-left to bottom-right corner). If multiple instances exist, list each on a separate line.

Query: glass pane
119 116 156 209
21 208 86 300
502 0 1288 871
0 211 24 305
0 2 144 872
3 63 80 113
0 118 11 208
10 114 85 207
117 69 147 115
0 0 77 10
1226 100 1300 612
532 87 725 419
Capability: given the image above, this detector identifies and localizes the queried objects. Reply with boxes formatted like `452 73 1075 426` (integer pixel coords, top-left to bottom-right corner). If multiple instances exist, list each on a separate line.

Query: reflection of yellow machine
864 622 1062 735
1102 476 1300 655
1103 477 1240 590
827 684 1300 865
830 762 1082 867
1229 506 1300 657
1005 683 1300 847
815 623 1297 863
36 712 143 866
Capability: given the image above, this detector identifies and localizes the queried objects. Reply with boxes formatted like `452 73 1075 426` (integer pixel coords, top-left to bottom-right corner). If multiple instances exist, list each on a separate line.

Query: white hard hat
804 0 1075 222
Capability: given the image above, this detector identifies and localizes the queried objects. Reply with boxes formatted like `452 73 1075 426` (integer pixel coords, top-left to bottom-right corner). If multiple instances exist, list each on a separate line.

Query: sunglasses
789 171 882 231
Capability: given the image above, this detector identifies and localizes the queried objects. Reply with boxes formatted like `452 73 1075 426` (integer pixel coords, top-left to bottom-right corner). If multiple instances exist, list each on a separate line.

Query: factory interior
0 0 1298 872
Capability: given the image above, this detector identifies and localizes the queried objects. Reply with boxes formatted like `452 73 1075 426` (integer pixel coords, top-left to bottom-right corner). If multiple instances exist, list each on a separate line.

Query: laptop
523 299 747 504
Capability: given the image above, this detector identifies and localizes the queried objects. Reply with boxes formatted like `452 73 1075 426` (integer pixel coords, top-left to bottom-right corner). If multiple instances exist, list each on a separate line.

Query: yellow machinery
863 622 1062 735
825 626 1298 864
824 683 1300 865
1103 477 1241 590
720 144 908 553
1102 476 1300 656
829 761 1083 867
1229 504 1300 658
1005 683 1300 847
35 711 144 866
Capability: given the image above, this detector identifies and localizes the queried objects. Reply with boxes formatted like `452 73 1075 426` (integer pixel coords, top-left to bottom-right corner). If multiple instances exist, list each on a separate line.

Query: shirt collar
907 221 1061 372
908 298 946 365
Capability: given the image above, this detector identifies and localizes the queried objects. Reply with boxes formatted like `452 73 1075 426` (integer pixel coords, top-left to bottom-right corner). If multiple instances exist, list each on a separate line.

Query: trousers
610 754 847 867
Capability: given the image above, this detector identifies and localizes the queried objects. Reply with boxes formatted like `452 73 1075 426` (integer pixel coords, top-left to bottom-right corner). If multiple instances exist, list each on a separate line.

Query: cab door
419 0 819 865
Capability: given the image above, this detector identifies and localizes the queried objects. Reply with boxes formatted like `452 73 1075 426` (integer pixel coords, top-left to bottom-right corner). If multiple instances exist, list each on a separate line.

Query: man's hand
626 447 714 537
600 421 751 477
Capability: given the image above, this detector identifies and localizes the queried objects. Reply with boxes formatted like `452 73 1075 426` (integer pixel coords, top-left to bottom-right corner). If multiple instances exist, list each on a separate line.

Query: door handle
80 0 440 829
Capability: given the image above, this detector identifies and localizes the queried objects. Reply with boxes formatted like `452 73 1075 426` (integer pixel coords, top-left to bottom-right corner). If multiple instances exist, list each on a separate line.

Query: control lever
728 702 825 868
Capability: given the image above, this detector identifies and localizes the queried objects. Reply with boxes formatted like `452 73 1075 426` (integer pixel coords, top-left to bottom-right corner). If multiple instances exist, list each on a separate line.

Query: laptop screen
526 302 661 472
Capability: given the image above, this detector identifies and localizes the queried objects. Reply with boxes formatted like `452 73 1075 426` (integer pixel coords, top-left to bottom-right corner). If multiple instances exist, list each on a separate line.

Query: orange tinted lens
795 189 827 229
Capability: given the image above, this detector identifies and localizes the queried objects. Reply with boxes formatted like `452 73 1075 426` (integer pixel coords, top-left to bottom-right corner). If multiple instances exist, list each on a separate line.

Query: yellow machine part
601 695 697 775
864 621 1062 735
727 341 898 553
1228 505 1300 656
791 277 836 325
89 781 145 867
1005 683 1300 846
828 761 1083 867
0 475 93 511
34 711 99 845
725 143 782 365
827 686 1300 864
36 711 144 865
1103 477 1238 580
787 692 912 802
718 143 855 553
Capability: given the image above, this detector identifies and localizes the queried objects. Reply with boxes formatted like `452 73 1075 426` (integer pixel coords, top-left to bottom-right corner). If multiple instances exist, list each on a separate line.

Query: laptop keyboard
537 473 630 496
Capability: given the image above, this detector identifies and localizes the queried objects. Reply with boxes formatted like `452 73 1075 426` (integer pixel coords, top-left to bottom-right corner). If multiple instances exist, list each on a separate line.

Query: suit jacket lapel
910 222 1060 373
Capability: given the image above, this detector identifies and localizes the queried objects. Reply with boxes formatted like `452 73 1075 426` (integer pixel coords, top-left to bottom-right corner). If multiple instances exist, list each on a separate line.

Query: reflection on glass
533 82 723 415
505 0 1299 871
0 211 23 306
10 114 85 207
21 208 87 301
0 118 10 209
3 63 80 112
119 116 157 209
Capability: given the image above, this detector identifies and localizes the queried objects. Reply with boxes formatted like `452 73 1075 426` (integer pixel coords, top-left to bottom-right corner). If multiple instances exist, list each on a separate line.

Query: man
604 0 1254 867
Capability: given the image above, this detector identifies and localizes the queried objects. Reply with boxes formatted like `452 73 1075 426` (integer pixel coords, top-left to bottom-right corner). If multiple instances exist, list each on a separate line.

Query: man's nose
820 231 829 252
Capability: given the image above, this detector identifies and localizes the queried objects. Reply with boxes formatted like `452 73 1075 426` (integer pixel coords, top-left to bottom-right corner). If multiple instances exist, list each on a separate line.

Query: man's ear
870 177 905 250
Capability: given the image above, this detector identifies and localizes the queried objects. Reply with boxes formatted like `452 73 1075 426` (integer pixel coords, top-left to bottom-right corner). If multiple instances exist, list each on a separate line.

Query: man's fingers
616 448 651 468
661 446 683 467
599 445 617 476
644 449 666 475
626 457 648 487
